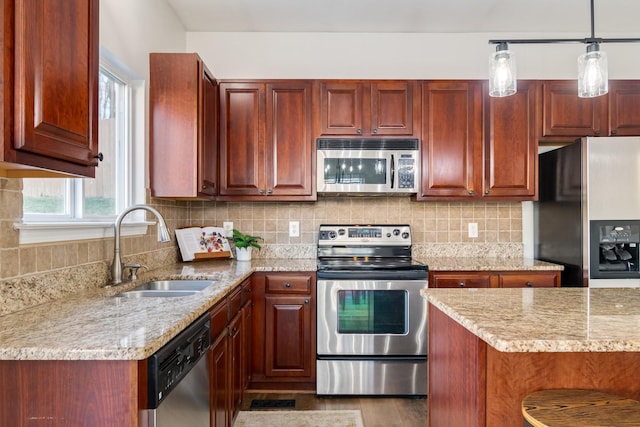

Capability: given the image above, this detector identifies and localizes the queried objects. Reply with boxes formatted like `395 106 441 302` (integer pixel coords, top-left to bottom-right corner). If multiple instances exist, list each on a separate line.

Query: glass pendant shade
489 45 517 97
578 44 608 98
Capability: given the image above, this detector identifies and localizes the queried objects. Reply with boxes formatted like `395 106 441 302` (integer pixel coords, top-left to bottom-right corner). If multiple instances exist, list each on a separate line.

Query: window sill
15 221 153 245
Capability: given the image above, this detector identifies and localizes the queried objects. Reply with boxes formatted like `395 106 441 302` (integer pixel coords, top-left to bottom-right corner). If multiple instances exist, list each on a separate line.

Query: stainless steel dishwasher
140 313 211 427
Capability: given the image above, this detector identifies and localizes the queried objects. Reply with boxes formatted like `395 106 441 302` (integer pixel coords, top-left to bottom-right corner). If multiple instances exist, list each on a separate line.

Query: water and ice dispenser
590 221 640 279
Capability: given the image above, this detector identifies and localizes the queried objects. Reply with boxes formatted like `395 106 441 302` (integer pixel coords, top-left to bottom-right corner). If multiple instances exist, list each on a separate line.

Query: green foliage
232 229 263 249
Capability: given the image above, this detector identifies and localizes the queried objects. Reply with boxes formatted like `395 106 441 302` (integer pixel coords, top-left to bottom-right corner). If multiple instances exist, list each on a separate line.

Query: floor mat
250 399 296 409
235 410 364 427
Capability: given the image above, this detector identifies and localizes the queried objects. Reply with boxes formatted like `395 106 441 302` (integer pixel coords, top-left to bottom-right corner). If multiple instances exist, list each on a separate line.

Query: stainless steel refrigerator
534 137 640 288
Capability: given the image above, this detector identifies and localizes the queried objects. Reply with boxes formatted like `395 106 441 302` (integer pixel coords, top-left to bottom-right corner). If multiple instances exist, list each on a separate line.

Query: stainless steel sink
119 290 201 298
116 280 215 298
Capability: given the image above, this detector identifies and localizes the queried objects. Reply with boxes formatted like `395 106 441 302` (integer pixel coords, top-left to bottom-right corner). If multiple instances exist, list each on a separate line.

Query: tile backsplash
0 178 523 314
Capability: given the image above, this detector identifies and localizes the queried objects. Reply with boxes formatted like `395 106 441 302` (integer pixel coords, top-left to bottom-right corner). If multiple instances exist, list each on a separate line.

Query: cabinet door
219 82 265 196
483 80 539 199
499 272 560 288
264 295 312 378
200 66 218 196
319 82 364 135
241 300 252 391
609 81 640 136
210 330 230 427
419 81 482 199
430 272 492 288
541 80 608 138
7 0 99 177
265 82 313 197
228 312 242 421
370 81 418 136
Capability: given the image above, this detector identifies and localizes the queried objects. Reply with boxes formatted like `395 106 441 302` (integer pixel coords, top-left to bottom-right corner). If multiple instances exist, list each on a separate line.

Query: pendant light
488 0 638 98
489 42 516 97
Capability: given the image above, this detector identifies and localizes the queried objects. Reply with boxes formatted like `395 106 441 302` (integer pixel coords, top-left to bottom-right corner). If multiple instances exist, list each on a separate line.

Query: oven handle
317 270 427 281
390 154 395 189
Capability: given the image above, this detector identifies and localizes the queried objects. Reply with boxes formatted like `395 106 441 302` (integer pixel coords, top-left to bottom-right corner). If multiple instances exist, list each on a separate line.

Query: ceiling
166 0 639 35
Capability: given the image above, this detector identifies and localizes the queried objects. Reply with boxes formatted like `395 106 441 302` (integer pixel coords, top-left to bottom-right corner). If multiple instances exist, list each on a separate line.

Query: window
18 50 146 244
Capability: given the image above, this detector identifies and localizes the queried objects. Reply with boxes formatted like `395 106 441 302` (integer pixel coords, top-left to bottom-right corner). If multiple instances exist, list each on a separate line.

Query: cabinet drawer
431 274 492 288
500 273 559 288
228 285 243 316
241 279 252 306
210 300 228 338
265 274 312 294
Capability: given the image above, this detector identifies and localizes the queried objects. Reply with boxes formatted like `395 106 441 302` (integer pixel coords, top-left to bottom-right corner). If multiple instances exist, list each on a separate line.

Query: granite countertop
0 259 316 361
419 257 563 271
423 287 640 353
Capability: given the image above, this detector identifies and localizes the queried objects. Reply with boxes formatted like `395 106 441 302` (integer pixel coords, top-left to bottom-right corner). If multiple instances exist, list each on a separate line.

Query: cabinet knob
526 281 534 287
458 281 466 287
468 190 475 196
612 129 618 135
93 152 104 162
284 282 291 288
304 299 309 304
259 189 265 194
202 185 207 190
267 188 273 195
595 130 601 135
372 128 378 134
357 128 362 134
485 190 490 195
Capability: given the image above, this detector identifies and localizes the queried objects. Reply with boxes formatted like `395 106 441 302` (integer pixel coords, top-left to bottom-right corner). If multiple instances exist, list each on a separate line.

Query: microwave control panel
397 156 416 189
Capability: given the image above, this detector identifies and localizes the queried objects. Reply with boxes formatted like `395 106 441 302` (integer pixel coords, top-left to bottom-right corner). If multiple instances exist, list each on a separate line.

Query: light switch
223 221 234 237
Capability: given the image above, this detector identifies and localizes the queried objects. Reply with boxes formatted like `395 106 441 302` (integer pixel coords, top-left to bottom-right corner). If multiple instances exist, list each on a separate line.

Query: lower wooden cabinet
250 272 316 391
430 270 560 288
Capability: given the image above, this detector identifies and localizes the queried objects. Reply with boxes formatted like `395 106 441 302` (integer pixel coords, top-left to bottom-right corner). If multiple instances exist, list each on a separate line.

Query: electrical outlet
289 221 300 237
468 222 478 238
223 221 234 237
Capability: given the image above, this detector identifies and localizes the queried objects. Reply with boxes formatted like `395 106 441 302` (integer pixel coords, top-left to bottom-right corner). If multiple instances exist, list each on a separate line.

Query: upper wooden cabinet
218 81 315 201
419 81 483 199
149 53 218 200
318 81 419 137
541 80 640 141
483 80 539 200
419 80 538 201
0 0 99 178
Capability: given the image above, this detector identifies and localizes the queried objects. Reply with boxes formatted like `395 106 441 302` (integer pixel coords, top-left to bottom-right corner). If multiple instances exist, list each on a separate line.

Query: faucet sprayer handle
124 264 148 281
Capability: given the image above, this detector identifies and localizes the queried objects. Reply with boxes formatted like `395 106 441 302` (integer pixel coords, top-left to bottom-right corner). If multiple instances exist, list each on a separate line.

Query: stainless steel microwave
316 138 420 195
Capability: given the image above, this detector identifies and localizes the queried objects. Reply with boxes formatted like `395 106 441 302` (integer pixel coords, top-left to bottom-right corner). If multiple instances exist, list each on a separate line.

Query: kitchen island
423 287 640 427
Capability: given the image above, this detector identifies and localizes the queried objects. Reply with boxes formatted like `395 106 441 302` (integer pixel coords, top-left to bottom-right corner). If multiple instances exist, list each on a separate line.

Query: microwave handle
390 154 395 188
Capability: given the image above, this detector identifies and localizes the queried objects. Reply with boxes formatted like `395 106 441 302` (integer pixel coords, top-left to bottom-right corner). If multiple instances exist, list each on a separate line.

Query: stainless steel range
316 224 428 396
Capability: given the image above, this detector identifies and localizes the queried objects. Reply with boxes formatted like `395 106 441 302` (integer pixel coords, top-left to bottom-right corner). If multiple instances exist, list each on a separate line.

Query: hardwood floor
241 392 427 427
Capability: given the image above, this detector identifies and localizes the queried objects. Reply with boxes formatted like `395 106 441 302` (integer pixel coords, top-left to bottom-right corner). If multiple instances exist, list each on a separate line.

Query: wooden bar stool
522 389 640 426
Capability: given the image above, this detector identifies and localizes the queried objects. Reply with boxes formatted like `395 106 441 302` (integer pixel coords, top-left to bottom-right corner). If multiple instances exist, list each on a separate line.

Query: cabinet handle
357 128 362 134
284 282 291 288
372 128 378 134
304 299 309 304
612 129 618 135
458 281 466 287
93 152 104 162
485 190 490 195
468 190 475 196
526 281 534 287
267 188 273 195
202 185 207 190
259 189 265 194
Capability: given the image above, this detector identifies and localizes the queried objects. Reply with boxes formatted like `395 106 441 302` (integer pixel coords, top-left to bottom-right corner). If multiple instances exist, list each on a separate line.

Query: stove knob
402 232 410 239
393 229 400 236
386 233 391 238
328 230 337 239
338 228 346 236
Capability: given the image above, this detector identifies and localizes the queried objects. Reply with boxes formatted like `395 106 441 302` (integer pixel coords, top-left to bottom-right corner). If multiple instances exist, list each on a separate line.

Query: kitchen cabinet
430 270 560 288
210 301 230 427
541 80 640 142
318 80 420 136
250 272 316 391
218 81 314 201
483 80 539 200
418 81 483 199
419 80 538 201
149 53 218 200
0 0 100 178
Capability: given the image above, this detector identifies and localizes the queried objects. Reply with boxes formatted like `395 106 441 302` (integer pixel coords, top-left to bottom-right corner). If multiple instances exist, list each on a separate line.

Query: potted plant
232 229 263 261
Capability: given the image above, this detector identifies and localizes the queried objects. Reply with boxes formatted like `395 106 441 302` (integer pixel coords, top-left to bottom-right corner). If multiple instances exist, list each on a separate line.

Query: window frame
16 48 149 244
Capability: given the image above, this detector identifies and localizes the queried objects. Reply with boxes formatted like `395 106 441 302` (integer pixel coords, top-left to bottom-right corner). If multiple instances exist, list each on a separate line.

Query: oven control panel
318 224 411 246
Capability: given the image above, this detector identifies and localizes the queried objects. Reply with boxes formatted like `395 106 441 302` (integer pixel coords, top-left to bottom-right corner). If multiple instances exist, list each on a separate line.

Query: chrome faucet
109 204 171 286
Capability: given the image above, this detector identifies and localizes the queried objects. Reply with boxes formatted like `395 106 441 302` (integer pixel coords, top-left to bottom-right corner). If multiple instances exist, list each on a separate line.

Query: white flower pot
235 246 253 261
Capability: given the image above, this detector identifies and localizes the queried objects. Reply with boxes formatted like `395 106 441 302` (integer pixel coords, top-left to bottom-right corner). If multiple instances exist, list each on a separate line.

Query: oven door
317 278 427 356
